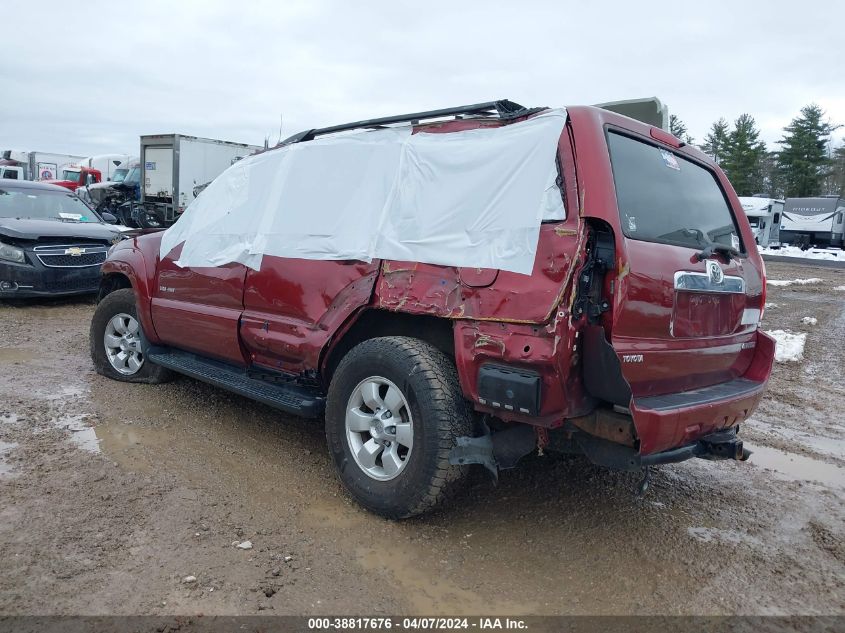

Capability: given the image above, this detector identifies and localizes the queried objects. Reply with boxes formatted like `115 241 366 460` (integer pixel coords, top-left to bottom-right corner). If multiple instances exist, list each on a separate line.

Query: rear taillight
759 258 767 323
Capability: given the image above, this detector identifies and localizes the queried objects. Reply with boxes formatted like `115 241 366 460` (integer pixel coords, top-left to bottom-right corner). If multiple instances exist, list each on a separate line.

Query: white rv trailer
780 196 845 248
738 197 784 247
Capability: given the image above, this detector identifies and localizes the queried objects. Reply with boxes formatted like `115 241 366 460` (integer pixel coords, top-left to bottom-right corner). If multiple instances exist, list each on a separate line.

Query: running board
146 347 325 418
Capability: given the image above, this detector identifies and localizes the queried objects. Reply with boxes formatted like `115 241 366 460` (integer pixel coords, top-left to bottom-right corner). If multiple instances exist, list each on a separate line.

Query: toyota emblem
707 260 724 285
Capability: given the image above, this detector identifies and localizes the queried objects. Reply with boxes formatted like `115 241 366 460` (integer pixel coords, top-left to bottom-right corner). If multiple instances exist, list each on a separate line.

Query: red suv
89 100 774 518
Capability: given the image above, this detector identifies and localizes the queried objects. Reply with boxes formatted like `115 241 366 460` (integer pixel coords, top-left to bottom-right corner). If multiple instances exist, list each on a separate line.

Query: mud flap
583 324 632 407
449 423 537 479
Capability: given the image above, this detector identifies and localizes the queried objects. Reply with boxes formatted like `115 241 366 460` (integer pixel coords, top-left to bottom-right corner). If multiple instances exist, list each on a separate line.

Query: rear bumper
576 426 750 472
631 330 776 455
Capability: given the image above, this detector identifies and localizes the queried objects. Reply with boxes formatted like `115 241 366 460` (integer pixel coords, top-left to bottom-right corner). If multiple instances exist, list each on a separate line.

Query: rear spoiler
595 97 669 131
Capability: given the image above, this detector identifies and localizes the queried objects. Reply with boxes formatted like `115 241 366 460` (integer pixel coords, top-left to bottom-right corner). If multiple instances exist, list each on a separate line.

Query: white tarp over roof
160 108 567 275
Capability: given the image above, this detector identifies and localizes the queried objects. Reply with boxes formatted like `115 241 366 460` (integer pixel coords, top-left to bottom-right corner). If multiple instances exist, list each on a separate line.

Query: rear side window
607 132 742 251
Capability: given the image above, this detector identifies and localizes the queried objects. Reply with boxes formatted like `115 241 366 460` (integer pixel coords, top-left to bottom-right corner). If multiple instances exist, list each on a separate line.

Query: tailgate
605 131 765 398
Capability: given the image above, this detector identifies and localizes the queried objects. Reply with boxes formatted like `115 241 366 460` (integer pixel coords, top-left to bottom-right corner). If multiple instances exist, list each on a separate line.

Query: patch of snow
835 286 845 291
801 316 818 325
766 278 822 287
764 302 778 309
764 330 807 363
182 575 197 584
761 245 845 261
236 540 253 550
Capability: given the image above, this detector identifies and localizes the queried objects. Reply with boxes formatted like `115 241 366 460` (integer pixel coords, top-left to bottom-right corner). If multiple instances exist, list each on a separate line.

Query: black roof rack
279 99 544 146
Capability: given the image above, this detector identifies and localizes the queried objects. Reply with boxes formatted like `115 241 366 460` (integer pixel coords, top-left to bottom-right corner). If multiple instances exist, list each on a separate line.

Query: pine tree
761 151 785 198
720 114 767 196
669 114 693 144
776 104 838 197
823 144 845 196
702 118 730 164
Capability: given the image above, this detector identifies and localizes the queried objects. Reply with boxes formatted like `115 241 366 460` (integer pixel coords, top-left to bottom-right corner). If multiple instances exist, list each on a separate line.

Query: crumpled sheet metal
160 108 567 275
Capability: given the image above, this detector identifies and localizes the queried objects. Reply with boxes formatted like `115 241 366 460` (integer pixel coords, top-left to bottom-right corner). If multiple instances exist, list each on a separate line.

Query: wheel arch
98 252 161 344
96 272 133 303
321 309 456 388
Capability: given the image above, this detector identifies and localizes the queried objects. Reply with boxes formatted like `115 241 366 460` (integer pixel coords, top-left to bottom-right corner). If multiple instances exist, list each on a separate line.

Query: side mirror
101 212 118 224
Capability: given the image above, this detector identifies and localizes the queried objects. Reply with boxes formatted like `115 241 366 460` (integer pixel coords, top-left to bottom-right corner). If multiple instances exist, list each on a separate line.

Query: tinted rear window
607 132 742 251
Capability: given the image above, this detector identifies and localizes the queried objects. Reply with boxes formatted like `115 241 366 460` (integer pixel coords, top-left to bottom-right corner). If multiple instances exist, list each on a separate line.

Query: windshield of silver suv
0 186 100 222
607 131 743 252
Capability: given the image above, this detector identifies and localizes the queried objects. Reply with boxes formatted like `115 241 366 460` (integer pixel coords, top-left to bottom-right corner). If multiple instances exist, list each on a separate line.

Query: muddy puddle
50 413 100 453
302 498 537 615
0 440 18 478
746 443 845 488
686 526 762 546
355 545 537 614
0 347 34 364
747 419 845 461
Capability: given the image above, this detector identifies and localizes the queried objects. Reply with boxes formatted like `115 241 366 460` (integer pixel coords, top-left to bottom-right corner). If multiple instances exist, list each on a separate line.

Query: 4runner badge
707 260 724 285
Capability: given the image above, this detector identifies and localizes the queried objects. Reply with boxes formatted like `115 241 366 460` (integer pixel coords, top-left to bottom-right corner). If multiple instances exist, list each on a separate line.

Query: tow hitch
698 428 751 462
638 427 751 466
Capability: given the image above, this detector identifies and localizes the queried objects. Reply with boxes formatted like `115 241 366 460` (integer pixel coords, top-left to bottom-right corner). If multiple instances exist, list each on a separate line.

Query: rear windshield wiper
695 243 741 262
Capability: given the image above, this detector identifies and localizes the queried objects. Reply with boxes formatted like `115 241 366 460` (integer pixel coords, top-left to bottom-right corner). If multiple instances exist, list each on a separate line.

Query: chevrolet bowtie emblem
65 247 86 256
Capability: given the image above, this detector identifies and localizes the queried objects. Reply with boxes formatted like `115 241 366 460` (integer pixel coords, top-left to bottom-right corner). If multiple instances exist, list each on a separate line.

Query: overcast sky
3 0 844 158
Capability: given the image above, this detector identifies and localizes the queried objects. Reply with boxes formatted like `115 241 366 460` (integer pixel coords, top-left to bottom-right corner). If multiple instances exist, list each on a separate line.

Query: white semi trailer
138 134 261 228
77 154 134 182
0 150 86 181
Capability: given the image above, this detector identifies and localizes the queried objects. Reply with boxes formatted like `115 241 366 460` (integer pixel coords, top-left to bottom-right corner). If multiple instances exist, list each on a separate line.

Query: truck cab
0 164 24 180
45 166 102 191
90 100 775 519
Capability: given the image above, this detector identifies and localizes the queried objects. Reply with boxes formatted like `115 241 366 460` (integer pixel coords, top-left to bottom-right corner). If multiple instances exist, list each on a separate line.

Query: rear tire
326 337 473 519
90 288 172 383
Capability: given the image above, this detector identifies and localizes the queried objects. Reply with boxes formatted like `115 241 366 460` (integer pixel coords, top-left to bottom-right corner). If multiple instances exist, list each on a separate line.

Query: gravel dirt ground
0 260 843 617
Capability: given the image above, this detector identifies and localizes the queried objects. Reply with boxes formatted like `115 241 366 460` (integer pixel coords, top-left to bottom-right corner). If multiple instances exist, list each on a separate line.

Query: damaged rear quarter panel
452 315 594 426
374 222 593 426
375 223 577 323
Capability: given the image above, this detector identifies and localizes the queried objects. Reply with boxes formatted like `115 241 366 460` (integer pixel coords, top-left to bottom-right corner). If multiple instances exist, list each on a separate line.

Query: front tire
90 288 172 383
326 337 473 519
